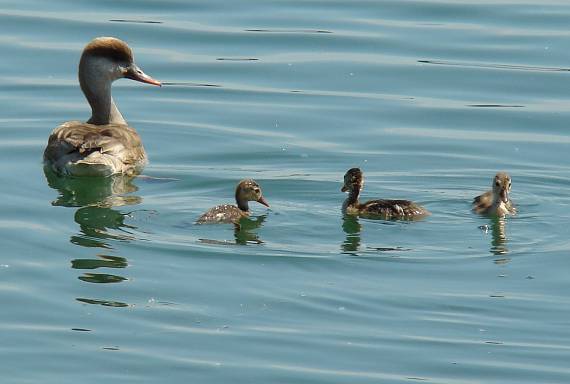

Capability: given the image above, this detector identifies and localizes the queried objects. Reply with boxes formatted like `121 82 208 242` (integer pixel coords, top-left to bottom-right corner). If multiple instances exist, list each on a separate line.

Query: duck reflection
480 216 509 261
199 215 266 246
489 216 509 260
341 215 411 255
234 215 266 245
44 168 139 307
341 215 362 254
45 168 141 208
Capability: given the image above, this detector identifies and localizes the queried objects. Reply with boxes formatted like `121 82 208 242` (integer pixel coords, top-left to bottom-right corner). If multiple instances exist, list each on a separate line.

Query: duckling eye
495 181 500 186
254 188 260 194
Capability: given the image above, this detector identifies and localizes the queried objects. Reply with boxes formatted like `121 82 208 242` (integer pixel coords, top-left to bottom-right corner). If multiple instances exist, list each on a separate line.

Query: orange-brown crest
82 37 133 63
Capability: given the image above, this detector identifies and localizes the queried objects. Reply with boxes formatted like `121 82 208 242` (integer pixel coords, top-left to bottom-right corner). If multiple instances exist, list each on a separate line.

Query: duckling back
356 199 429 219
196 204 247 224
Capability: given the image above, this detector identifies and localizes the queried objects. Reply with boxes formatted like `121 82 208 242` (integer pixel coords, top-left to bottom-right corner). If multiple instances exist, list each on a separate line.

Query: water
1 0 570 382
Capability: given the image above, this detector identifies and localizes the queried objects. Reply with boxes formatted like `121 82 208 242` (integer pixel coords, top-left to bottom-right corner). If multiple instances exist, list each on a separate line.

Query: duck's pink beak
257 196 270 208
125 64 161 86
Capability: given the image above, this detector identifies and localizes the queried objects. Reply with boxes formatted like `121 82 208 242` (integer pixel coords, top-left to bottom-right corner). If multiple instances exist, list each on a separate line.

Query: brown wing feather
472 190 493 213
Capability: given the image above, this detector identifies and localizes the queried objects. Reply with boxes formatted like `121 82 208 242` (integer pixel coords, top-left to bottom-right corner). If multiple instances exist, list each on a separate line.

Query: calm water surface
1 1 570 383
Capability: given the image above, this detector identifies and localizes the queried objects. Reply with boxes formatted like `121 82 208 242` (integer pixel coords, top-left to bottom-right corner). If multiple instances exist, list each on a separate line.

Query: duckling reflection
341 215 362 253
199 215 267 246
480 216 509 258
341 215 411 255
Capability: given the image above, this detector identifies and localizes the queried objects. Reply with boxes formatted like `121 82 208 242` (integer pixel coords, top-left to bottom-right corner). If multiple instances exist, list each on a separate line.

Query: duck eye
495 181 500 186
254 188 260 193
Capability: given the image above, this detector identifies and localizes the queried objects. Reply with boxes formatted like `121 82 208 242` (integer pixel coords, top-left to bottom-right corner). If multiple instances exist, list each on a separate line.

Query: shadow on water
198 215 267 246
44 169 141 307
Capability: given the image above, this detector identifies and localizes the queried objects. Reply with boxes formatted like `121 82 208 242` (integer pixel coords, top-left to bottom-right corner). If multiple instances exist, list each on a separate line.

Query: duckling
341 168 429 219
44 37 161 177
472 172 516 216
196 179 269 224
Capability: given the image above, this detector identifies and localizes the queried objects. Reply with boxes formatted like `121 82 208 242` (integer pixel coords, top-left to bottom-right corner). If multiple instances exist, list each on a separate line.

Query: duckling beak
257 196 270 207
125 64 162 86
500 189 509 203
341 185 348 192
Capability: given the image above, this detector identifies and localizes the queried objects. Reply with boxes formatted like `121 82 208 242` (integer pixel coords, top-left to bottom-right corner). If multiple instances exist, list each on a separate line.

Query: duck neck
79 58 126 126
236 192 249 212
344 188 360 208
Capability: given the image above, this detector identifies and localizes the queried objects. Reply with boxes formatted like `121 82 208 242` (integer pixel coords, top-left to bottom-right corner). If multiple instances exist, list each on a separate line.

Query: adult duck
44 37 161 177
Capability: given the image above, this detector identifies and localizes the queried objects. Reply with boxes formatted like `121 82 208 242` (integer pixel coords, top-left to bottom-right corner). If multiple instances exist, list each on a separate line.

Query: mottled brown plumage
341 168 429 219
472 172 516 216
43 37 160 177
196 179 270 224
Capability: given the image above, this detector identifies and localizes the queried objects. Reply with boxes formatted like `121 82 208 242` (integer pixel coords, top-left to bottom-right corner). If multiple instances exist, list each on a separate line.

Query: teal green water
2 1 570 382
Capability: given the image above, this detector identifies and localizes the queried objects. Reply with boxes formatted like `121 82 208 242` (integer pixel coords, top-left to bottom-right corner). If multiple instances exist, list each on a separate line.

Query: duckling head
492 172 512 204
236 179 269 208
341 168 364 193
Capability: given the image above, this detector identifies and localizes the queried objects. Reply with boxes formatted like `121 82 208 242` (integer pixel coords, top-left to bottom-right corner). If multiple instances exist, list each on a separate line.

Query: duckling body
197 204 249 224
344 198 427 218
44 37 161 177
473 172 516 216
341 168 429 219
196 179 269 225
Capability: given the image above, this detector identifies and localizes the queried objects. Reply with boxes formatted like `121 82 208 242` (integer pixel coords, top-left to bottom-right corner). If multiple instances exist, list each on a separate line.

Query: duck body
196 204 249 225
43 37 160 177
196 179 269 225
344 198 428 218
44 121 146 176
472 172 516 216
341 168 429 219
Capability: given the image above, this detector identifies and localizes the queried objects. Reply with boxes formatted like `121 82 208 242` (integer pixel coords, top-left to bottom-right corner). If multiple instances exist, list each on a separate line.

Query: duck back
44 121 147 177
357 199 429 218
196 204 247 224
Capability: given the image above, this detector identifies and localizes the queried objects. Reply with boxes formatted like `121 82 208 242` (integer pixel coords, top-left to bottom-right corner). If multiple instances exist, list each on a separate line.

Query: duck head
492 172 512 204
235 179 269 211
79 37 161 125
341 168 364 193
80 37 161 86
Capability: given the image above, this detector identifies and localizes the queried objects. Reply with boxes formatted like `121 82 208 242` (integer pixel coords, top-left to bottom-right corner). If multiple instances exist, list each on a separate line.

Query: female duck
44 37 161 177
196 179 270 224
472 172 516 216
341 168 429 219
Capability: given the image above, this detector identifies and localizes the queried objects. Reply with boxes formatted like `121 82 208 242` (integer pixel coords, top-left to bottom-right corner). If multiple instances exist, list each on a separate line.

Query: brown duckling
472 172 516 216
196 179 269 224
341 168 429 219
44 37 161 177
